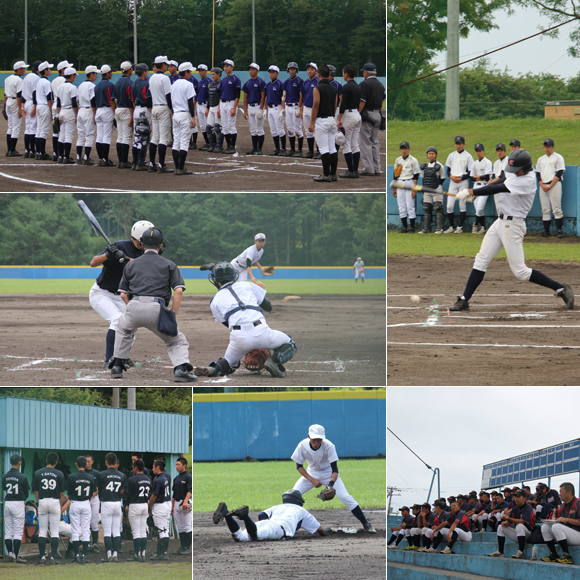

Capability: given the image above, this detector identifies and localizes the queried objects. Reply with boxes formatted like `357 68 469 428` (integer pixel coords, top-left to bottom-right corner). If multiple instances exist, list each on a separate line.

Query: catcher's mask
282 489 304 506
141 227 168 255
209 260 238 289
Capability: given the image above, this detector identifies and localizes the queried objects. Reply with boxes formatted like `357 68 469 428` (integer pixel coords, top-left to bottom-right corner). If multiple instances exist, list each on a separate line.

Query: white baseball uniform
70 500 92 542
171 78 196 152
101 501 122 538
149 72 172 146
314 117 337 156
57 81 78 145
38 498 61 539
231 244 264 281
541 522 580 545
393 154 420 220
354 259 365 280
173 500 192 534
445 149 474 213
34 77 53 140
340 109 361 155
152 501 171 539
76 80 96 149
89 282 127 330
268 104 285 138
536 151 566 220
4 501 25 542
128 503 148 538
5 74 23 140
247 104 265 137
471 156 493 218
22 72 40 137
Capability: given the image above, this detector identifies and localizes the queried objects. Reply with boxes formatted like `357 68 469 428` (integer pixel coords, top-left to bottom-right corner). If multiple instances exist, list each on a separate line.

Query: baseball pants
206 105 220 129
302 106 314 139
434 527 472 543
115 107 133 145
128 503 148 539
89 494 100 532
70 500 92 542
293 470 358 511
394 178 416 219
354 269 364 280
285 103 302 137
4 501 25 541
59 521 72 538
101 501 122 538
133 106 151 150
196 103 208 133
423 191 444 205
95 107 114 145
172 111 193 151
58 108 76 144
151 105 172 146
341 109 361 155
541 522 580 545
447 178 469 213
24 100 38 135
220 100 237 135
173 501 192 533
473 216 532 281
268 105 285 138
473 182 489 217
314 117 337 155
497 523 531 544
247 104 265 136
232 519 285 542
89 282 127 331
540 181 563 220
38 498 61 539
6 98 21 139
152 502 171 538
76 108 96 148
113 297 191 367
424 527 436 539
359 110 381 174
35 104 52 140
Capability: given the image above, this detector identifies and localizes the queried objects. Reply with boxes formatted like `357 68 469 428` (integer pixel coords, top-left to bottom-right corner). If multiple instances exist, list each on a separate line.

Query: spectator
441 501 473 555
387 506 414 549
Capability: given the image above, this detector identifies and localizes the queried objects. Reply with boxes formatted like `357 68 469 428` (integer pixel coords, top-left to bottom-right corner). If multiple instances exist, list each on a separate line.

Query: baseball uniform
51 69 67 159
338 78 362 173
282 73 304 155
541 496 580 556
219 71 241 150
444 149 474 232
115 74 135 166
67 469 96 560
56 80 78 163
393 153 420 226
132 77 152 168
312 79 338 166
353 258 364 281
172 470 192 551
301 74 319 155
419 159 446 233
171 76 196 171
471 154 493 233
33 76 53 158
76 78 97 163
150 472 171 557
536 150 566 230
187 74 199 147
231 243 264 281
84 466 101 548
493 502 533 556
22 70 40 155
242 74 266 153
196 69 211 147
2 466 30 562
126 472 151 559
149 70 173 170
4 71 24 154
97 466 125 559
206 76 223 152
94 76 117 164
266 76 286 154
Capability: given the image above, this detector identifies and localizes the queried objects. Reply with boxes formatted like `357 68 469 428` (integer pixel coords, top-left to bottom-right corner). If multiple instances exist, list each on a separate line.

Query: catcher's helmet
287 61 299 71
140 227 166 254
327 64 336 76
282 489 304 506
209 261 237 288
505 149 533 174
134 63 148 74
131 220 154 240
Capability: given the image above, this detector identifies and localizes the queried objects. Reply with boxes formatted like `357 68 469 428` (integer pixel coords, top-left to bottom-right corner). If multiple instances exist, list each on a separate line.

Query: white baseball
410 295 421 304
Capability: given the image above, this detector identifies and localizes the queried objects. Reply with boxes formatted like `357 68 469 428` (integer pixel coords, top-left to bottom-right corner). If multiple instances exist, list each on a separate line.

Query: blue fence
192 391 386 461
387 165 580 235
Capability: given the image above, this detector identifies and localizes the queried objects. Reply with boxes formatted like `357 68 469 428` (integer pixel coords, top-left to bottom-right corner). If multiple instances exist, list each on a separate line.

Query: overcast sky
387 387 580 514
432 6 579 79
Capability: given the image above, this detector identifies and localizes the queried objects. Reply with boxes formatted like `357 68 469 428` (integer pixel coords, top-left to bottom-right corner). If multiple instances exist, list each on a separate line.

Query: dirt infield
192 509 386 580
387 255 580 386
0 116 386 193
0 293 386 386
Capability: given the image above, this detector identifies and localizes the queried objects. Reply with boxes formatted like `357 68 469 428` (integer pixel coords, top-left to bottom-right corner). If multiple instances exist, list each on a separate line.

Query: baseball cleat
38 556 47 565
449 296 469 311
443 226 455 233
291 151 303 158
512 550 525 559
557 229 564 238
15 556 27 563
454 226 463 234
136 164 148 171
303 151 314 159
101 556 111 563
387 544 397 550
89 545 100 553
441 547 453 554
112 556 119 562
175 168 193 176
269 149 280 156
140 554 146 562
174 368 198 382
331 174 337 181
148 163 158 172
63 157 75 164
111 365 124 379
264 357 286 378
313 174 332 182
558 284 574 309
313 151 321 159
364 522 377 533
541 552 559 562
179 548 191 555
150 553 163 560
339 171 357 178
487 550 505 557
558 552 574 564
228 505 249 519
213 502 229 524
158 166 174 173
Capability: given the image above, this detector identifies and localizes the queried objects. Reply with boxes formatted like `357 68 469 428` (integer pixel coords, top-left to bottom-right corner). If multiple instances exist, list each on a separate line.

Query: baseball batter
115 61 135 169
392 141 420 232
170 62 197 175
75 65 98 165
242 63 266 155
536 138 566 238
56 67 78 164
94 65 117 167
212 490 325 542
444 136 474 233
231 233 267 283
449 149 574 311
418 146 446 234
219 59 241 153
84 454 101 552
98 453 126 563
291 424 376 532
193 261 297 379
196 64 211 150
2 454 30 563
32 452 66 565
266 65 287 156
32 61 54 161
300 63 319 158
125 459 151 562
51 61 71 160
171 457 192 555
148 459 171 560
471 143 493 234
353 257 364 282
282 62 304 157
22 60 41 158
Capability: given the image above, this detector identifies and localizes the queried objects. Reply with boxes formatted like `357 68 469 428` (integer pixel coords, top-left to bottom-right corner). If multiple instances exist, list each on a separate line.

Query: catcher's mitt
243 349 272 372
52 117 60 133
393 164 402 178
317 486 337 501
262 266 275 276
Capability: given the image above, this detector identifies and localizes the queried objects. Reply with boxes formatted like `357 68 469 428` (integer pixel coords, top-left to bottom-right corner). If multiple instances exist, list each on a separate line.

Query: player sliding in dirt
212 490 325 542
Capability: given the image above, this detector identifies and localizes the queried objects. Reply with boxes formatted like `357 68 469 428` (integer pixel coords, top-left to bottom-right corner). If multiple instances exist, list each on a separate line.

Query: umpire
108 227 197 382
358 63 385 177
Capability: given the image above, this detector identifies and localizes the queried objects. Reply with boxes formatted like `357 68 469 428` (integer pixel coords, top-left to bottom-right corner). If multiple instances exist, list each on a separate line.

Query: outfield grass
193 459 386 512
387 231 580 261
0 278 385 295
387 118 580 165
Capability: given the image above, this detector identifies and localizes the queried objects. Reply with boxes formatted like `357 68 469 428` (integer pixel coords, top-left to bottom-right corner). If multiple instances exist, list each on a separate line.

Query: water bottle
532 545 538 561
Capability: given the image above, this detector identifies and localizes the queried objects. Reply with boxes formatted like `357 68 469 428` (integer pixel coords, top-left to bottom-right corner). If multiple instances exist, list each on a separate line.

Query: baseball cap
85 65 100 74
64 67 77 76
454 136 465 144
211 67 223 75
197 64 208 71
412 504 421 510
399 141 410 149
13 60 29 70
426 146 437 154
255 233 266 241
57 60 72 71
495 143 506 151
100 64 112 74
361 62 377 72
357 256 362 260
268 65 280 73
178 61 195 72
514 490 526 498
31 60 43 71
154 55 169 65
510 138 521 147
399 506 410 512
474 143 484 151
422 502 431 510
306 62 318 70
168 60 179 67
308 424 325 439
120 60 133 72
222 59 234 67
502 487 512 492
248 62 260 70
544 138 555 147
134 63 148 74
38 61 54 72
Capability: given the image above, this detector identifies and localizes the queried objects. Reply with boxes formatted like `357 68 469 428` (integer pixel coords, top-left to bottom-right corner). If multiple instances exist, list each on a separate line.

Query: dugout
0 396 190 557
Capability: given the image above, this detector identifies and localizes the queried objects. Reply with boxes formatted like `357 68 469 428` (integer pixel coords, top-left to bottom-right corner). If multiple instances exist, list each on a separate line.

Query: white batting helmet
335 132 346 146
131 220 155 240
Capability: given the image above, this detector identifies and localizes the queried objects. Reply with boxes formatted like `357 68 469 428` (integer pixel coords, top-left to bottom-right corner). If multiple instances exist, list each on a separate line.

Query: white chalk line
388 293 559 298
388 341 580 350
388 323 580 328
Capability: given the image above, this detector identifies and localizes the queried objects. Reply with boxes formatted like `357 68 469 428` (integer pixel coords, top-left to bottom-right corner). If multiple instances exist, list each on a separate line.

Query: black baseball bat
77 200 125 261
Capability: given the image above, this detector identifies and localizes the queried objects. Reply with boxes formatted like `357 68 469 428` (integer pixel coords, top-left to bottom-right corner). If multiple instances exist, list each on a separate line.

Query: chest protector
420 162 441 190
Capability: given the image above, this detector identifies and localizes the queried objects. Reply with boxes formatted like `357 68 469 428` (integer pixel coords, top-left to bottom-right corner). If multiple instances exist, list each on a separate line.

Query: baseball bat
390 180 457 197
77 200 125 261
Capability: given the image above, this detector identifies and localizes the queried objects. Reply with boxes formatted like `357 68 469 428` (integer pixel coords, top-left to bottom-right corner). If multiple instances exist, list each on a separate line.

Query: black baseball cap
399 141 410 149
510 139 521 147
469 492 477 498
502 487 512 492
454 136 465 144
412 504 422 510
544 138 555 147
422 502 431 510
474 143 484 151
496 143 506 151
514 490 526 498
426 146 438 154
399 506 410 512
361 63 377 72
448 495 456 501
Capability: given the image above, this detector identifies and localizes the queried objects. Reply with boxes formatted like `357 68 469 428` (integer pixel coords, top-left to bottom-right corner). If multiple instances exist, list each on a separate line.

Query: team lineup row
1 451 192 565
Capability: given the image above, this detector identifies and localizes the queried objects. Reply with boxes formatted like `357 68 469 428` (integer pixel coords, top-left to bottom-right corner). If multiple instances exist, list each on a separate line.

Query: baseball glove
262 266 275 276
317 486 337 501
52 117 60 133
394 164 402 178
243 349 272 372
2 106 7 121
181 501 192 512
147 514 156 529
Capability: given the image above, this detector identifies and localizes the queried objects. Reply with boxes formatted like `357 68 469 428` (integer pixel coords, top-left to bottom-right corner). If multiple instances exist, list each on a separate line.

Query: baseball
410 295 421 304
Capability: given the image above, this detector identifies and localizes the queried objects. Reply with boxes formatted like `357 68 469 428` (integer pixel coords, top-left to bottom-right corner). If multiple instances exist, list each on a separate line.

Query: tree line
0 192 386 267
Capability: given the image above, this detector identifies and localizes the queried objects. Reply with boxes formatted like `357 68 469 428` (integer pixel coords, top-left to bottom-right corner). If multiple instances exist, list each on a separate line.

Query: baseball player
472 491 492 532
56 67 79 164
131 452 151 479
219 59 241 154
115 61 135 169
153 455 172 495
536 138 566 238
108 227 197 382
471 143 493 234
94 64 117 166
417 146 446 234
300 62 319 158
291 424 376 533
392 141 420 232
411 502 436 550
419 501 450 552
353 257 364 282
387 506 416 549
358 62 384 176
337 64 361 178
97 452 126 563
33 452 66 565
168 60 179 84
75 65 98 165
149 56 173 172
195 64 211 150
450 149 574 311
51 60 71 160
432 501 472 554
89 220 152 366
66 456 98 564
84 454 101 552
31 61 54 161
213 490 325 542
444 136 474 233
488 492 508 532
510 138 521 151
266 65 287 156
193 260 296 379
490 142 508 185
131 63 152 170
281 62 304 157
170 62 197 175
22 60 41 158
148 459 171 560
205 67 224 152
125 459 151 562
2 454 30 563
171 457 192 555
4 61 27 157
231 233 267 283
242 63 266 155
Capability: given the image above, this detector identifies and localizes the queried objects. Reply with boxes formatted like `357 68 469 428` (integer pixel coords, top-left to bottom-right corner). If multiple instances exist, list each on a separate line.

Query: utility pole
133 0 138 64
445 0 460 120
387 486 402 515
127 388 136 410
113 387 120 408
252 0 256 63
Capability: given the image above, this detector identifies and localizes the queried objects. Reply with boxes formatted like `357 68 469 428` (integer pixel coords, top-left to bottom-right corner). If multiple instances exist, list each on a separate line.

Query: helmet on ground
209 261 237 288
287 61 299 71
282 489 304 506
131 220 154 240
505 149 533 174
140 227 165 248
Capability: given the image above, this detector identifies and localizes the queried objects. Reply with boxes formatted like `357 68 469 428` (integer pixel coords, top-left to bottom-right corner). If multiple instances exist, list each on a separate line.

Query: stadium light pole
113 387 120 408
24 0 28 64
445 0 460 120
212 0 215 68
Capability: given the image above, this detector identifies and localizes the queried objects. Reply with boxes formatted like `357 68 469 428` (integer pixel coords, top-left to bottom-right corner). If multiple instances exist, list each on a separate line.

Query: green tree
0 387 106 405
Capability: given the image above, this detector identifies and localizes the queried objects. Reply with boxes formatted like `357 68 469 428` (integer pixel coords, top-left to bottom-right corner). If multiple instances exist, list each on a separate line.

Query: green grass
387 231 580 261
0 278 385 295
193 459 386 512
387 118 580 165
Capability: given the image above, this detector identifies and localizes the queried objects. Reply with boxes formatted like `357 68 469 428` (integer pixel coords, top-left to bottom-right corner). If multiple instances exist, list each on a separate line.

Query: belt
81 106 92 109
249 102 260 106
197 101 207 105
286 102 297 105
99 105 111 108
221 99 234 103
345 108 357 112
174 110 189 113
317 114 331 118
6 96 16 100
131 295 166 304
268 104 281 108
231 320 262 331
499 213 514 220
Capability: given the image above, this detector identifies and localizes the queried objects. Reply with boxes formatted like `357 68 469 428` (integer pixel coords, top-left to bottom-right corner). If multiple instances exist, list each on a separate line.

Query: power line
387 462 414 488
387 427 431 468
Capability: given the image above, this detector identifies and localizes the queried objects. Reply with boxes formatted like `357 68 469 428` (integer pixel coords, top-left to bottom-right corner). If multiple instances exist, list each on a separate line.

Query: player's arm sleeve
32 90 37 105
259 297 272 311
166 93 172 110
446 166 451 177
71 96 78 108
47 91 53 102
295 462 303 470
32 473 38 492
413 172 420 181
235 87 241 99
330 461 339 474
57 97 61 108
301 512 322 534
187 96 195 116
555 169 564 179
473 181 509 196
290 445 304 464
246 258 252 268
258 511 269 521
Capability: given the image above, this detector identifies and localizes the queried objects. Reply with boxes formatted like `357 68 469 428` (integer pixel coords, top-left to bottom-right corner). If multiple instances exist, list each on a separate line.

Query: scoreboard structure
481 439 580 489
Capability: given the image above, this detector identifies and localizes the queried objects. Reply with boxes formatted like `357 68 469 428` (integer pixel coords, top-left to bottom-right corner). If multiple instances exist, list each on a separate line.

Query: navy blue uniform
98 468 126 502
511 502 534 530
95 79 116 108
67 471 97 501
330 79 343 106
32 467 66 500
115 76 134 108
126 474 151 504
170 74 180 85
151 473 170 503
301 77 319 108
266 79 284 106
283 76 304 104
449 510 471 532
85 468 100 487
242 77 266 105
133 79 152 108
197 77 210 103
95 239 144 294
172 471 192 501
2 468 30 501
221 74 241 101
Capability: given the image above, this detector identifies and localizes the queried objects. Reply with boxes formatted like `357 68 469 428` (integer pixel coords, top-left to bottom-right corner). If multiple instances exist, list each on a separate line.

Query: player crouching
193 261 297 379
